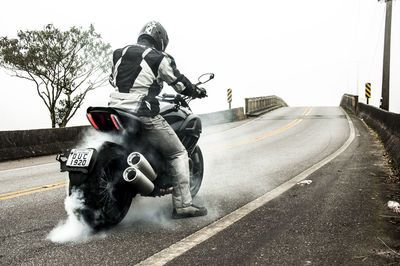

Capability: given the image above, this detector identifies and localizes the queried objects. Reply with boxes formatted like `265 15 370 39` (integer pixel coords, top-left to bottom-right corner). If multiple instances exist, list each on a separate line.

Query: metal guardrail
245 95 288 116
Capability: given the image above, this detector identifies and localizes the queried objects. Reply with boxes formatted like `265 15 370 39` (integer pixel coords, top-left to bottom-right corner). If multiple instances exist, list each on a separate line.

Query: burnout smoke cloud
47 189 104 243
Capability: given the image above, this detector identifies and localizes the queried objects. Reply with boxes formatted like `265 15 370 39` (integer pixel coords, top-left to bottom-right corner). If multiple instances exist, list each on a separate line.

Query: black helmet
138 21 169 51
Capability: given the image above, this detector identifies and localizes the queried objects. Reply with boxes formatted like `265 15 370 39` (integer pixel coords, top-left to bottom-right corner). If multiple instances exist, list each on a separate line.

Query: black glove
195 86 207 98
181 84 208 98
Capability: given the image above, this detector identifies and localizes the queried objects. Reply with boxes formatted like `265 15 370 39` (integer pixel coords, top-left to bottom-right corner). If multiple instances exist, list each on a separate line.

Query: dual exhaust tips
122 152 157 195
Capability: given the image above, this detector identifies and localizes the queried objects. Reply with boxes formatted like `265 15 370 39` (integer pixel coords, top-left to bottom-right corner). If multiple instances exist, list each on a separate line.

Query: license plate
66 149 93 167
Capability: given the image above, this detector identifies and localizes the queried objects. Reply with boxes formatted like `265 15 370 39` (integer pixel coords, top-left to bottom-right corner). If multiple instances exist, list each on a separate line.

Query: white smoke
118 193 218 229
47 189 105 243
46 113 245 241
46 128 121 243
76 128 124 150
119 196 175 229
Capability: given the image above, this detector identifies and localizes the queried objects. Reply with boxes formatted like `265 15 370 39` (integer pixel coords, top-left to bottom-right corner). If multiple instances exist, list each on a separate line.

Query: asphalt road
0 106 398 265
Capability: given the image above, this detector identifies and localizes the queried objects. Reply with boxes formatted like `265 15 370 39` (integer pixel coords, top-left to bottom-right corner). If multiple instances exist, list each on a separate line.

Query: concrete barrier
245 95 288 116
340 94 359 115
0 126 88 162
199 107 246 126
357 103 400 170
0 108 247 162
340 94 400 170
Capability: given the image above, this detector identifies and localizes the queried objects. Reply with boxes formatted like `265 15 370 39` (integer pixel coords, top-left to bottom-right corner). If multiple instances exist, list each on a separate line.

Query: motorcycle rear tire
69 142 133 231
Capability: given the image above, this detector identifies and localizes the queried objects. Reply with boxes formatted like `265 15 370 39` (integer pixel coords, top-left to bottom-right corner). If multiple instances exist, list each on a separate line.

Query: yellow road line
208 107 312 153
0 180 67 197
302 106 312 116
0 181 67 201
1 107 312 201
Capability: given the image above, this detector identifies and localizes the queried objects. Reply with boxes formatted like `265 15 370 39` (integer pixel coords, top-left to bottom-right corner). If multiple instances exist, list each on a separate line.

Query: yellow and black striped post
365 83 371 104
227 88 232 109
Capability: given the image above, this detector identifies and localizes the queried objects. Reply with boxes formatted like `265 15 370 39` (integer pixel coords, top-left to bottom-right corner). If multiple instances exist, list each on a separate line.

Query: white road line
0 162 58 174
137 107 355 266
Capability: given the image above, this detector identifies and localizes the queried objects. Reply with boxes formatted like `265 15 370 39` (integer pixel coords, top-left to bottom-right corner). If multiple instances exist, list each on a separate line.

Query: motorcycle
56 73 214 230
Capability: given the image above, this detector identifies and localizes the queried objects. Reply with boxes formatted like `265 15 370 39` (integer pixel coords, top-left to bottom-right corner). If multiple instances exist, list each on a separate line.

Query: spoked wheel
69 142 133 231
189 145 204 198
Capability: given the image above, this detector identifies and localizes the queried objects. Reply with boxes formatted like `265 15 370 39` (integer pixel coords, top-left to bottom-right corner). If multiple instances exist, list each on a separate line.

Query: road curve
1 106 375 265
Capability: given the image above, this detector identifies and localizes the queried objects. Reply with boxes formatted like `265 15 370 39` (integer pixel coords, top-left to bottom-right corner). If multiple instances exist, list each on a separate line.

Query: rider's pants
139 115 192 208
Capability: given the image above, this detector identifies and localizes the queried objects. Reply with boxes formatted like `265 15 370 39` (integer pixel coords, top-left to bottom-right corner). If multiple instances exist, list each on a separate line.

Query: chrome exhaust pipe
123 167 154 195
127 152 157 181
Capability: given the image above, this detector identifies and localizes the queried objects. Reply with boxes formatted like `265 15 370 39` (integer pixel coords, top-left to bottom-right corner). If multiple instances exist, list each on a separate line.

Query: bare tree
0 24 112 127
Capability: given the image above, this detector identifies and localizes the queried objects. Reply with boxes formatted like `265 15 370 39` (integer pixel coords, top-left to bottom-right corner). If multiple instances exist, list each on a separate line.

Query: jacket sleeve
158 54 198 97
109 48 123 88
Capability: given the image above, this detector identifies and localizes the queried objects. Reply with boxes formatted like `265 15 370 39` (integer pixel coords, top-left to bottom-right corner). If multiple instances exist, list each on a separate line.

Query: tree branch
0 24 111 127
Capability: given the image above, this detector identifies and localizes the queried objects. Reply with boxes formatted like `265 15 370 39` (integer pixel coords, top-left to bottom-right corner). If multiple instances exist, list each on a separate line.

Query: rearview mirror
198 73 215 85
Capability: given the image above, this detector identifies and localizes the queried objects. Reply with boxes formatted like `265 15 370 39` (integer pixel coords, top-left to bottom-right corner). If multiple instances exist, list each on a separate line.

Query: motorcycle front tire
189 145 204 197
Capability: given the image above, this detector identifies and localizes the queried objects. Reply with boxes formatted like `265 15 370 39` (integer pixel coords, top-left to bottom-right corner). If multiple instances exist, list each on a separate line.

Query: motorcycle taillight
87 112 122 131
87 113 100 130
110 114 122 130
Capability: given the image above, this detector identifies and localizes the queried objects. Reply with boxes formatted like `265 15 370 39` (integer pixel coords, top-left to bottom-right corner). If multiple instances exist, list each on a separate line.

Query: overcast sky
0 0 399 130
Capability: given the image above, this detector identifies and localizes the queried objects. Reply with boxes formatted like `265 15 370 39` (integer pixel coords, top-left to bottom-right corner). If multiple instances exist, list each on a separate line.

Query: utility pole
380 0 393 111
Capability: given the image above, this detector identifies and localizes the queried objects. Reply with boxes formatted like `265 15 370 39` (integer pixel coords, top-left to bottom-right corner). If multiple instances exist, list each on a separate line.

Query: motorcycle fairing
177 114 202 152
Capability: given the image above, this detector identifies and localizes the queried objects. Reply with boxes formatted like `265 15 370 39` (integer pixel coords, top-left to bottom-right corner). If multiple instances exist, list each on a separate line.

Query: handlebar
157 72 214 110
161 93 176 99
157 93 190 108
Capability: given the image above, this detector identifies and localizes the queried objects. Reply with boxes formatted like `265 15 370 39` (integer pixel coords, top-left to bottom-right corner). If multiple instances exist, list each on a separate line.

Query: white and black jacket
108 40 197 117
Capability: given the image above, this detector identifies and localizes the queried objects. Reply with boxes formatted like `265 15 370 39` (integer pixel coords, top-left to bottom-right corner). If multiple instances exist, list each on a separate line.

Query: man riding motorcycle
108 21 207 219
